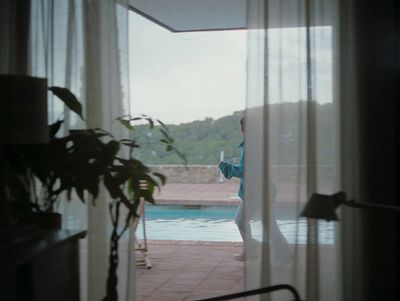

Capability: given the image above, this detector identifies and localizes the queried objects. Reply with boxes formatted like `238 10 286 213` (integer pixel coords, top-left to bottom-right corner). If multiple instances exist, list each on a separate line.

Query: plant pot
23 212 62 230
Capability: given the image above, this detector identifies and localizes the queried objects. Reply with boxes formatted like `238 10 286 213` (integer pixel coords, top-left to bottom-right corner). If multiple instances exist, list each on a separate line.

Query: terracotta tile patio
132 183 338 301
136 240 244 301
133 183 245 300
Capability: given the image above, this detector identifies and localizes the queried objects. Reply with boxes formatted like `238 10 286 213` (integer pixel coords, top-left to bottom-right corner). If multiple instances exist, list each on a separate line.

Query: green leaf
153 172 166 185
146 180 155 194
159 129 174 143
175 149 188 165
128 178 135 196
100 141 120 166
75 186 85 203
140 190 155 204
117 114 130 118
117 118 134 130
93 127 114 138
120 140 139 148
49 119 64 138
156 119 167 128
104 174 121 199
49 86 85 120
147 118 154 129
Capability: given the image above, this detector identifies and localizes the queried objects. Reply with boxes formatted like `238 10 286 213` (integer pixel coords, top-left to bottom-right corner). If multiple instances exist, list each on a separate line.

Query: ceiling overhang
129 0 333 33
129 0 247 32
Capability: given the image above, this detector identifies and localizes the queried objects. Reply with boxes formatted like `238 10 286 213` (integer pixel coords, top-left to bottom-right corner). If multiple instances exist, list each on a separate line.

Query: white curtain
28 1 134 300
245 0 346 300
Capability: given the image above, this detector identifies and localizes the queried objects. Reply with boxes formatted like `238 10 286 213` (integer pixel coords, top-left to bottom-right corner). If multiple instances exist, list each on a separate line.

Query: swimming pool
136 205 335 244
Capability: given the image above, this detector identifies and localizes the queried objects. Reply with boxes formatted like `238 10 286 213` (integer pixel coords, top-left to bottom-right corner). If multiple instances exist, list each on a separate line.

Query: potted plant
52 90 186 301
6 87 186 300
4 87 88 229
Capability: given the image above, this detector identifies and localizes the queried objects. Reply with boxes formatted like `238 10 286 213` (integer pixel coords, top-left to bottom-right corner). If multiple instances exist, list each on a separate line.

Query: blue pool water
136 205 335 244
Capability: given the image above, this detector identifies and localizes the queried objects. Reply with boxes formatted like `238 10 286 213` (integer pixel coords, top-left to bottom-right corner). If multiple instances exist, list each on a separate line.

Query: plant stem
103 215 120 301
105 232 119 301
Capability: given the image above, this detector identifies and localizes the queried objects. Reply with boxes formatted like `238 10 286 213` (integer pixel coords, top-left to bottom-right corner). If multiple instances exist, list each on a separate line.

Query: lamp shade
300 193 339 221
0 75 48 144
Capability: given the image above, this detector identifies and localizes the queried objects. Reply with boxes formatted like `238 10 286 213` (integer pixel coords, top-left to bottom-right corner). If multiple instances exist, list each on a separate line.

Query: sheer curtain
245 0 343 300
28 1 133 300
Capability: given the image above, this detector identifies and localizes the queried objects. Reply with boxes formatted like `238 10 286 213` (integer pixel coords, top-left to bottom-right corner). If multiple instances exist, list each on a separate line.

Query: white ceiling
129 0 246 32
129 0 333 32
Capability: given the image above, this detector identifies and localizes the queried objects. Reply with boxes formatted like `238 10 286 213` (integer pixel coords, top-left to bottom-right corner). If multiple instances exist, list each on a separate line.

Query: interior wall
354 0 399 300
0 0 30 74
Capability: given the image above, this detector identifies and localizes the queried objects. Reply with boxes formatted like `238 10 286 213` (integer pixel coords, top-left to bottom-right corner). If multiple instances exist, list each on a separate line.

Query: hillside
132 111 244 165
132 102 335 165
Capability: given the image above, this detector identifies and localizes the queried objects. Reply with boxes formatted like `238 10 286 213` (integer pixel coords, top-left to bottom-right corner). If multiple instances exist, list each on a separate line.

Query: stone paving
154 183 240 206
136 183 244 300
134 183 338 301
135 182 299 301
136 240 244 301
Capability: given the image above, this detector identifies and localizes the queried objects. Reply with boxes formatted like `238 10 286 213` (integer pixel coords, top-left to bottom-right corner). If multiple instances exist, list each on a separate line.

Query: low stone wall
149 165 233 184
149 164 334 193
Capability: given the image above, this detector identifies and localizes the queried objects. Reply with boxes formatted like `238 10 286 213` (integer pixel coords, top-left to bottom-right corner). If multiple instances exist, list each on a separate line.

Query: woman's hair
240 116 245 131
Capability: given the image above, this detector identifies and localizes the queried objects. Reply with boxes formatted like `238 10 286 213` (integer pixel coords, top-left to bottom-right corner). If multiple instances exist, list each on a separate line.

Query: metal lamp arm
196 284 301 301
344 200 400 213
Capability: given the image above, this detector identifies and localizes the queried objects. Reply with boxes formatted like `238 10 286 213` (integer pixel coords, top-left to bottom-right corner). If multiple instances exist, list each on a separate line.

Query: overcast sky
129 12 332 125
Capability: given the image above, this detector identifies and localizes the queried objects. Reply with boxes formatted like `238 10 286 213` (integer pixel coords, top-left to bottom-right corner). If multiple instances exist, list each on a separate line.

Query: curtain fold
335 1 364 300
28 1 133 300
245 0 341 300
337 1 399 300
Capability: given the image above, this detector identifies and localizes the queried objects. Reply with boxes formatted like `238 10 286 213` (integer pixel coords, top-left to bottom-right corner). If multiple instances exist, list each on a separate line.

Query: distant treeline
132 102 335 165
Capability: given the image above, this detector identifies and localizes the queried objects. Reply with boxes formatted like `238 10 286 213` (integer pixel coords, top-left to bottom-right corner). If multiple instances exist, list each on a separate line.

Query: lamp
300 191 400 221
0 75 48 145
0 75 48 232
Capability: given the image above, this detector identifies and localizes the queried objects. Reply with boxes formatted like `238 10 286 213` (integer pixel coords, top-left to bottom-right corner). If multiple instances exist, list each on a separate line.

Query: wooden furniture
0 230 86 301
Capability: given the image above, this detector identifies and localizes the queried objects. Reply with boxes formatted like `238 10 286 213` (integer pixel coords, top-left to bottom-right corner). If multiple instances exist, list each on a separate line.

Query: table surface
0 229 86 271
